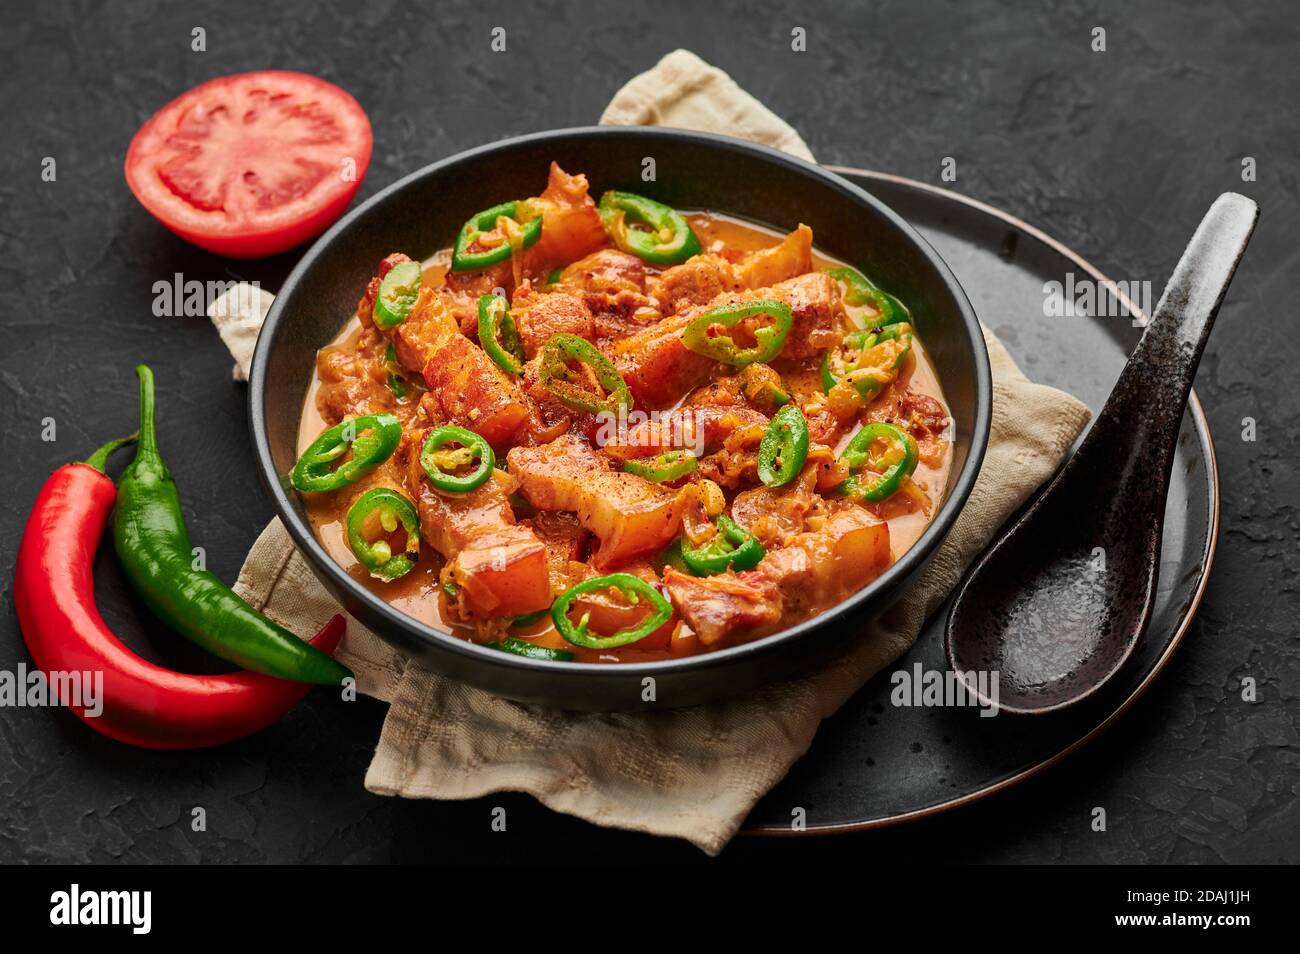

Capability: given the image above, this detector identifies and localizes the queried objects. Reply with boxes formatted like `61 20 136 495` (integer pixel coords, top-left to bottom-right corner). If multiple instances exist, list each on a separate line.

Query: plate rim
743 166 1221 837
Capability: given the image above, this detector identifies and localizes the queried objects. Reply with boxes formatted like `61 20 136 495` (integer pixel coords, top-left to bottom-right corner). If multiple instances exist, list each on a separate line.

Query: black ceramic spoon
945 193 1258 715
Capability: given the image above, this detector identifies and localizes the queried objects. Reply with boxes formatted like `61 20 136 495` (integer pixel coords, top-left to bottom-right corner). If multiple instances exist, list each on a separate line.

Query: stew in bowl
291 162 953 664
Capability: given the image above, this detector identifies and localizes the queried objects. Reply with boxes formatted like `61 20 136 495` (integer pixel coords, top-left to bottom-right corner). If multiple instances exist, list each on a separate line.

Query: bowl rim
249 125 992 681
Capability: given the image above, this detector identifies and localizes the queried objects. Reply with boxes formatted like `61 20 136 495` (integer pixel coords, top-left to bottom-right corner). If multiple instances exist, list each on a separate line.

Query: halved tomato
125 70 373 258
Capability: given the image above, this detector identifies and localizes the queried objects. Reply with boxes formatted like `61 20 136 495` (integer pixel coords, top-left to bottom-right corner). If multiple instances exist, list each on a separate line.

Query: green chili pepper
682 299 793 368
623 449 698 483
659 539 692 575
477 294 525 375
373 260 423 329
384 343 409 400
114 366 352 685
551 573 673 650
839 422 919 502
546 267 563 285
598 190 701 266
824 266 910 327
821 324 913 399
510 608 550 628
290 414 402 493
739 363 790 409
538 334 633 415
346 488 420 581
443 579 460 600
451 200 542 272
679 516 766 576
488 637 575 662
757 405 809 488
420 426 494 493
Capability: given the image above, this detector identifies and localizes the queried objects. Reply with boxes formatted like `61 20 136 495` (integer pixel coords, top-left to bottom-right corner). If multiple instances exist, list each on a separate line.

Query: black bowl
250 127 990 711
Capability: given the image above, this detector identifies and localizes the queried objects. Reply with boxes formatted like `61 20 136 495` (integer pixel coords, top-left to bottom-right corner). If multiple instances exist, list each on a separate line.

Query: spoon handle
1091 193 1258 458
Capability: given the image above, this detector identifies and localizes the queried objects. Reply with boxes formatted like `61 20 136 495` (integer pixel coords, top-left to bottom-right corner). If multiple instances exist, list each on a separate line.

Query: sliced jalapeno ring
384 343 409 399
346 488 420 582
598 190 701 266
420 425 494 493
551 573 673 650
824 266 911 327
290 414 402 493
538 333 633 415
660 538 692 575
477 294 525 375
821 325 913 398
679 516 766 577
510 608 550 629
682 299 793 368
839 421 919 502
488 637 575 662
451 200 542 272
623 449 698 483
373 260 423 329
757 405 809 488
739 363 790 409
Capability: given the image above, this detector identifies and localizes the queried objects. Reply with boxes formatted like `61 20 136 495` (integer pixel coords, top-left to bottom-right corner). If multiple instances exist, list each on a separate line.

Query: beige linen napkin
213 50 1091 855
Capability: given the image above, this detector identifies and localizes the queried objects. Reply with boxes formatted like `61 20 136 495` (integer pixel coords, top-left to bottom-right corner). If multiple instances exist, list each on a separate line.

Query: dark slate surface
0 0 1295 864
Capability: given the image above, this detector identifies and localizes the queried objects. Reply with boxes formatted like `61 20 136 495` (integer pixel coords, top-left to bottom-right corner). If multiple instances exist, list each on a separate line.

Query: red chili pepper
14 437 347 749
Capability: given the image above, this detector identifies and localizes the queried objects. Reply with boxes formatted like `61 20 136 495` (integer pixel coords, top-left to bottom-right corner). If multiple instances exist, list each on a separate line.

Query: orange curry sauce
297 187 951 664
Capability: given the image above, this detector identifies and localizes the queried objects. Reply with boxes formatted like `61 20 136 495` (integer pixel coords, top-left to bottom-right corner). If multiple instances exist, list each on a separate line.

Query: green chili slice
510 608 550 629
538 334 632 415
824 266 910 327
839 422 919 502
489 637 575 662
679 516 766 576
757 405 809 488
546 267 564 285
551 573 673 650
373 260 423 329
821 324 913 398
477 294 525 375
598 190 701 266
420 426 494 493
739 363 790 409
451 200 542 272
384 343 409 399
682 299 793 368
346 488 420 582
660 539 692 575
290 414 402 493
624 449 698 483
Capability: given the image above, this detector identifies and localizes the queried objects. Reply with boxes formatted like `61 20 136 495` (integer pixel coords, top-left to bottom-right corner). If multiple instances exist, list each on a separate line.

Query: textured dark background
1 0 1295 864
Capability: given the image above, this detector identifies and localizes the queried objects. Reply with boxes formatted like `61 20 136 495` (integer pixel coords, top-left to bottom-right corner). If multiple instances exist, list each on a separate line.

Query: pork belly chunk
613 309 717 409
416 302 531 450
507 435 684 569
615 268 843 408
520 163 609 275
652 224 814 316
653 254 739 316
509 288 596 358
406 442 550 618
661 568 783 646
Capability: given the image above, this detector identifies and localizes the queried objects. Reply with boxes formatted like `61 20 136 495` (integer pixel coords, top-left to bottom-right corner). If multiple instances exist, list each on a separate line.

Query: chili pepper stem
82 434 138 473
134 364 160 463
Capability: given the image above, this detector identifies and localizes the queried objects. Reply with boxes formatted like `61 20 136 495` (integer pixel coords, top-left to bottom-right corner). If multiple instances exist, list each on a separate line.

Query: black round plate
743 170 1218 835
